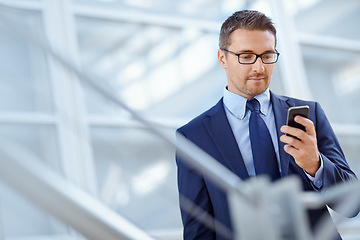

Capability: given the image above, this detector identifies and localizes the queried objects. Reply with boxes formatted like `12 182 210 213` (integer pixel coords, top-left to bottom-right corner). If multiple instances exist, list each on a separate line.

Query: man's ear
218 49 228 69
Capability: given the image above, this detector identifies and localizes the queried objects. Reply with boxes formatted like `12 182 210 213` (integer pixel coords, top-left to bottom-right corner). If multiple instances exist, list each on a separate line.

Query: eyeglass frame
221 48 280 64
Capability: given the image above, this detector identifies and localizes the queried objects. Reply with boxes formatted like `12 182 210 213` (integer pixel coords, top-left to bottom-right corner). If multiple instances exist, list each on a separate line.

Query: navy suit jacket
176 91 357 240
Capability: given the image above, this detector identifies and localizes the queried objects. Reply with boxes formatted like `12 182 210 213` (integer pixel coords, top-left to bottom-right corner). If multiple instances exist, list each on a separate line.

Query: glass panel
74 0 248 21
337 135 360 176
269 64 285 96
302 45 360 124
77 16 283 120
0 7 53 113
10 0 40 2
77 17 224 119
90 126 182 231
335 135 360 229
0 182 69 237
0 124 61 173
0 124 66 238
286 0 360 41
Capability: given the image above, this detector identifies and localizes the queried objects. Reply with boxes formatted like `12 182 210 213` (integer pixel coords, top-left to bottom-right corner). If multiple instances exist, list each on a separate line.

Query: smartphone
286 105 309 132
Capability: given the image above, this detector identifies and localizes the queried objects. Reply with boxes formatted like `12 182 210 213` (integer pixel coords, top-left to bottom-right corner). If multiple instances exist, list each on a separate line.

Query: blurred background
0 0 360 239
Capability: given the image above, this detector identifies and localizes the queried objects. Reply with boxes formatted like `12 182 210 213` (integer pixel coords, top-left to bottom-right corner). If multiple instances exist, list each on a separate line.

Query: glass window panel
288 0 360 41
0 124 65 237
0 8 53 113
10 0 40 2
0 182 69 238
77 16 284 120
269 64 285 96
302 45 360 124
0 124 61 173
76 17 225 119
74 0 248 21
90 126 182 231
337 135 360 176
335 135 360 233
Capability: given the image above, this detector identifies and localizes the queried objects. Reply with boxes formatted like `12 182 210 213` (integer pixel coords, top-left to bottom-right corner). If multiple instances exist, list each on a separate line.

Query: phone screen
286 105 309 132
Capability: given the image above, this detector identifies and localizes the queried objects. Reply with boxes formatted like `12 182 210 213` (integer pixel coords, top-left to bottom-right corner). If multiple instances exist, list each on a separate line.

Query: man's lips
247 74 266 81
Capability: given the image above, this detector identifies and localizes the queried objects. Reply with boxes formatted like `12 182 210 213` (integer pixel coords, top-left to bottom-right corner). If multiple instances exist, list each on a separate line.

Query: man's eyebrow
237 49 276 54
237 50 254 53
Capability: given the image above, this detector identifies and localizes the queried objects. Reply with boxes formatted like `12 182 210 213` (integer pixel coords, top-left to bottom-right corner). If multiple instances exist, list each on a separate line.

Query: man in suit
176 10 357 240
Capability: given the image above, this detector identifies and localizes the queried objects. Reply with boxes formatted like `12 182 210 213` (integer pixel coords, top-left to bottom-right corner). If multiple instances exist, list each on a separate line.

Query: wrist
305 155 321 177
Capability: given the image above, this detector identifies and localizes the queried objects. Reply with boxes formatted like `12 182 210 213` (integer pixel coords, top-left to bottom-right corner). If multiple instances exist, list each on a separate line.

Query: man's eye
240 54 253 59
263 54 272 59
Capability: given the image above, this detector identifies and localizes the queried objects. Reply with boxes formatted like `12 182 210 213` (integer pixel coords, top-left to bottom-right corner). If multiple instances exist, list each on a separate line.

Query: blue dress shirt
223 87 323 188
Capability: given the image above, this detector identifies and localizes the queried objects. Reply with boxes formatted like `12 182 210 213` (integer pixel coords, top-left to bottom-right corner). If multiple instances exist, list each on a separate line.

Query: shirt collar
223 87 271 120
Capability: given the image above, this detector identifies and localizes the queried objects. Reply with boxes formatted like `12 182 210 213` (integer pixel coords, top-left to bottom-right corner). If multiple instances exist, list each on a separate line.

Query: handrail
0 138 155 240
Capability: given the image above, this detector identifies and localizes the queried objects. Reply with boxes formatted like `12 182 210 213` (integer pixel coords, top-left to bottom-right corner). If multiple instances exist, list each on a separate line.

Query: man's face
218 29 276 99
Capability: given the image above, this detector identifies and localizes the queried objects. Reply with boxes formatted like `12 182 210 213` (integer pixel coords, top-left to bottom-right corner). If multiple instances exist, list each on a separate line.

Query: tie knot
247 99 260 112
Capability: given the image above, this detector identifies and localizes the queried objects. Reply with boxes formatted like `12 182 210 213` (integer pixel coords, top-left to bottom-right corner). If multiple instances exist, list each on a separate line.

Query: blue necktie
247 99 280 181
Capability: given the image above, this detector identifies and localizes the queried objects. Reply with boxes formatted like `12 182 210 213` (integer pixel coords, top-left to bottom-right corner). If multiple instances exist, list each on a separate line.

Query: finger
280 133 302 149
294 116 316 136
284 144 299 156
280 125 306 141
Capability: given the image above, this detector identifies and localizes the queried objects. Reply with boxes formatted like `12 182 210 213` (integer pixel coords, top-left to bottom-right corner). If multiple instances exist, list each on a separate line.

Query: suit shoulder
287 96 317 106
177 99 223 134
272 92 318 107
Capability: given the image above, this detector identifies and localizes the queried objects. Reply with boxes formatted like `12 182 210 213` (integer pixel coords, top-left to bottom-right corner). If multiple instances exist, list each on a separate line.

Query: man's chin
248 83 267 95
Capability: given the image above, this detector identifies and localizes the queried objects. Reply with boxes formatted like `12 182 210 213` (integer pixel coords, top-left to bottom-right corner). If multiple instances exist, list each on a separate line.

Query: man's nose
252 57 265 72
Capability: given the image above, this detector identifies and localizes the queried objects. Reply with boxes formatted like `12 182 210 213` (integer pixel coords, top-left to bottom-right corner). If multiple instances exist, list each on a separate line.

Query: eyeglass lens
239 53 278 64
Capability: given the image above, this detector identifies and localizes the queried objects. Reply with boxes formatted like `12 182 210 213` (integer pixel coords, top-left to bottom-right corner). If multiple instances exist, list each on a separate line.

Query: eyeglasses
221 49 280 64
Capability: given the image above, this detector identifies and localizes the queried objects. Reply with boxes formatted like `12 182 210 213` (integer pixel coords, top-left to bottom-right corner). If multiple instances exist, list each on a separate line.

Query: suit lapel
204 99 250 180
270 92 296 176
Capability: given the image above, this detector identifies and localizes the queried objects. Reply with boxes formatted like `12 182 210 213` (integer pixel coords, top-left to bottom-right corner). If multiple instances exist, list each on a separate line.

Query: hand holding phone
281 105 320 175
286 106 309 137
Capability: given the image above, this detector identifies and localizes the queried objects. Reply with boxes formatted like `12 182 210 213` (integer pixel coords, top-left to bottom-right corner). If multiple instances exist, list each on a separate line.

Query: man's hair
219 10 277 49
